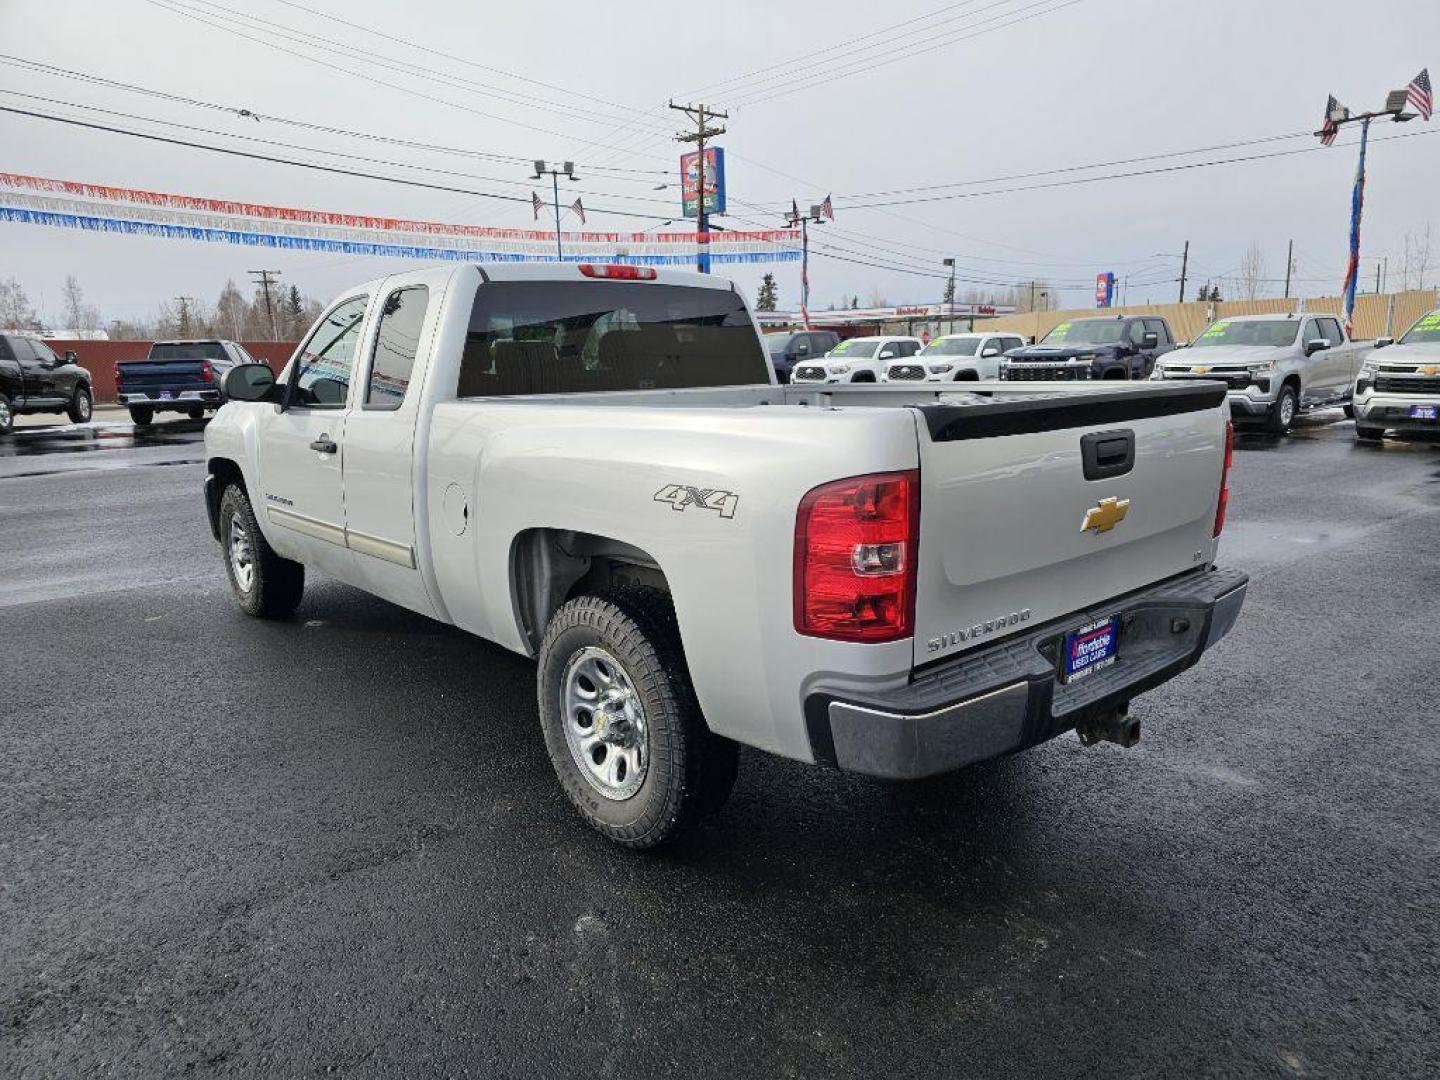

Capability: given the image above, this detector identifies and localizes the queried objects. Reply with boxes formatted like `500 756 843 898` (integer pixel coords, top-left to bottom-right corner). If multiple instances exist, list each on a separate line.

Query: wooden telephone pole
669 101 727 273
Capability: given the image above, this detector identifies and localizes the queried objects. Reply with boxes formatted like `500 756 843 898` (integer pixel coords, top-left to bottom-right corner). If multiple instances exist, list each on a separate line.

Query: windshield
150 342 227 361
1400 310 1440 345
920 337 980 357
1040 319 1126 346
1191 320 1299 348
830 339 878 357
458 281 768 396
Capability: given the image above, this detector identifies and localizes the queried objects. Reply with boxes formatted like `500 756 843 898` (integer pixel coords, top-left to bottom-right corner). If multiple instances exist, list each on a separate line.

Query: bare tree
0 276 39 329
59 275 101 333
865 287 890 308
1238 243 1268 301
1401 224 1433 291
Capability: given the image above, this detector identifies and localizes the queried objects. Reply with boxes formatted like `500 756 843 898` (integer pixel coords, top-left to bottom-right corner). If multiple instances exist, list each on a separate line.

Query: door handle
309 436 337 454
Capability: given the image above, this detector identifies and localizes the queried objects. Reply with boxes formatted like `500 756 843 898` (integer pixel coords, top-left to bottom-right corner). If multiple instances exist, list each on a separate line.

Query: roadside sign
1095 272 1116 308
681 147 726 218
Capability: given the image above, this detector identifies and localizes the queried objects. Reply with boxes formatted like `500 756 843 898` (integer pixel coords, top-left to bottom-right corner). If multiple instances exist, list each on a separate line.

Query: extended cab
1001 316 1175 382
116 340 257 425
204 263 1247 849
1152 313 1363 434
1352 308 1440 441
0 333 93 435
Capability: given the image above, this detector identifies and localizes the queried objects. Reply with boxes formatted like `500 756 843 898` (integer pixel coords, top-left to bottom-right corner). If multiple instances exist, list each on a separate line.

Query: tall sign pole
670 102 728 273
785 200 827 329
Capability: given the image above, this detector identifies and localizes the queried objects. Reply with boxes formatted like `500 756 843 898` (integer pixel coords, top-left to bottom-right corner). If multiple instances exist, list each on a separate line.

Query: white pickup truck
203 263 1247 848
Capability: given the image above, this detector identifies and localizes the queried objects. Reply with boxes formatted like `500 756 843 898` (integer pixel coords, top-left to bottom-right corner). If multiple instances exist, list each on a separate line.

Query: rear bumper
118 390 221 407
804 567 1248 779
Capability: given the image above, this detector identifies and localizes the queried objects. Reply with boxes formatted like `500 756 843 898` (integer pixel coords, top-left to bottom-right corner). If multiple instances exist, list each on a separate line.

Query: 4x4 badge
654 484 739 520
1081 496 1130 534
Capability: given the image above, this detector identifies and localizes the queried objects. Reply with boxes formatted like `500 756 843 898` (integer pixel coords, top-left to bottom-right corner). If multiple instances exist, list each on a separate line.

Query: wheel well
1102 366 1127 380
208 456 246 496
1282 374 1301 394
511 528 671 654
852 371 876 383
954 369 979 381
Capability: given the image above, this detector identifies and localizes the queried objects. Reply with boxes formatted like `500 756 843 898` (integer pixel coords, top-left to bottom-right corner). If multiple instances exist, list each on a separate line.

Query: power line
0 105 677 222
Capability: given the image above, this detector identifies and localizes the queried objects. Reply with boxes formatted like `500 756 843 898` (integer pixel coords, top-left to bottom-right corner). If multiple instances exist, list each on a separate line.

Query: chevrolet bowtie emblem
1419 365 1440 376
1081 496 1130 534
1191 366 1211 374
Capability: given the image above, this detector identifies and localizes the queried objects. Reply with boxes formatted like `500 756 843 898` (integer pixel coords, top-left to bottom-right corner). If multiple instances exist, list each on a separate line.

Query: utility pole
669 101 727 273
1283 239 1294 298
248 270 281 340
1178 240 1189 303
174 295 197 337
784 200 827 329
943 257 957 334
530 160 578 261
1315 80 1426 333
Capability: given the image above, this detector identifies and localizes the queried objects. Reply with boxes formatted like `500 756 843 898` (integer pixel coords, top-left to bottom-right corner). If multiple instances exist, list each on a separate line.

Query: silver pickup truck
1151 312 1364 433
203 263 1246 848
1353 307 1440 441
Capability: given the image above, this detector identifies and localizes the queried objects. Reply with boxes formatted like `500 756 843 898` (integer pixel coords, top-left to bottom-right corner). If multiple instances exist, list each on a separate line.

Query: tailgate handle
1081 429 1134 480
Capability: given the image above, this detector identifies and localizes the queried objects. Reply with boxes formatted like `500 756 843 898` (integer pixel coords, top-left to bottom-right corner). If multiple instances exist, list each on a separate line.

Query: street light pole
530 160 578 262
785 200 826 329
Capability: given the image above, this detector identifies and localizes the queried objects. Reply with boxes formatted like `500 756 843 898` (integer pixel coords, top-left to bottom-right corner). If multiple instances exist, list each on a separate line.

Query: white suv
791 335 922 384
882 332 1024 382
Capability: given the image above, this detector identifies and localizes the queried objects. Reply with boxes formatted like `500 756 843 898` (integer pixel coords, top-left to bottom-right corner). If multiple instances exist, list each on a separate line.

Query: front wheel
67 385 93 424
218 484 305 618
1342 402 1355 419
1354 425 1383 442
537 589 738 849
1265 385 1298 434
0 392 13 436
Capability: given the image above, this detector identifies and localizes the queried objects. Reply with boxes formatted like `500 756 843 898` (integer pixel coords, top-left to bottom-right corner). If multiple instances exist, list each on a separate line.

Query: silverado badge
1081 496 1130 534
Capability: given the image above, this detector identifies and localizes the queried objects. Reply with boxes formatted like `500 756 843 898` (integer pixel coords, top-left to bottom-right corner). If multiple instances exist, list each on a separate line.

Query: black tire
218 484 305 618
1354 425 1383 442
1342 402 1355 419
1265 384 1298 434
852 371 876 383
0 392 13 436
537 588 739 849
129 405 154 426
67 385 93 424
186 407 204 420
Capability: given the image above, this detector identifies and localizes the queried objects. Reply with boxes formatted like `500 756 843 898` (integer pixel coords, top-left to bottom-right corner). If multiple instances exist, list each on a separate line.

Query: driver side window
290 296 368 408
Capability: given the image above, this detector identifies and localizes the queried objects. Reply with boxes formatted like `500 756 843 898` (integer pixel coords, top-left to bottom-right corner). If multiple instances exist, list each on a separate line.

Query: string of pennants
0 172 801 265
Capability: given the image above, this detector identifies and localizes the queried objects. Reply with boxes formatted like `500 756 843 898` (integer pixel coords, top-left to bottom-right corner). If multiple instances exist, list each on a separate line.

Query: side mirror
1305 338 1329 356
223 363 280 403
64 350 78 363
1141 332 1159 349
1374 336 1393 349
1175 341 1189 349
981 346 1000 358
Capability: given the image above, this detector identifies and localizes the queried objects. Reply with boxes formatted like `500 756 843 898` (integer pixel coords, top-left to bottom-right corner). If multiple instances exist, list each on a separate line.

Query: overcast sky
2 0 1437 324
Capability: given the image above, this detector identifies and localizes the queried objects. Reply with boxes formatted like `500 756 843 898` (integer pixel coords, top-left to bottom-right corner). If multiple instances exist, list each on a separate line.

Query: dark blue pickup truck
999 315 1177 382
115 340 258 425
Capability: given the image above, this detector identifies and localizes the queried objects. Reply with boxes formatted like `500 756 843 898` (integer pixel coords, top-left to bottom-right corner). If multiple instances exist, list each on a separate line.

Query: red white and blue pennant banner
0 172 800 265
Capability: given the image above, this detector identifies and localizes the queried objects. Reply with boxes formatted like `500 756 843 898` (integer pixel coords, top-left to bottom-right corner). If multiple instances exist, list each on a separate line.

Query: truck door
1301 316 1346 399
13 337 60 406
0 336 23 408
340 284 438 617
257 295 369 581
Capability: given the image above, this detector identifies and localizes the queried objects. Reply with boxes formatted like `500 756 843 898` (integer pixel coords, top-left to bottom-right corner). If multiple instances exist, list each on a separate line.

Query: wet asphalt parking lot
2 410 1437 1078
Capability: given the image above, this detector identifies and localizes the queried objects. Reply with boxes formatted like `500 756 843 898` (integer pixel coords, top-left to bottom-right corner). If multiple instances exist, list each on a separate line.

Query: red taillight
578 263 657 281
113 363 123 387
794 470 919 643
199 360 214 383
1213 420 1234 537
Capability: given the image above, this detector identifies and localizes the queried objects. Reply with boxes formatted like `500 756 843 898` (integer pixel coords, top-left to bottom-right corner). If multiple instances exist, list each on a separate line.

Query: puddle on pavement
1 421 207 457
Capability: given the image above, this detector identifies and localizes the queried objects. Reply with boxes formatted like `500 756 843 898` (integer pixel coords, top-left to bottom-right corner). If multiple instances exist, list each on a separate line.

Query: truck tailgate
116 360 209 391
910 383 1227 667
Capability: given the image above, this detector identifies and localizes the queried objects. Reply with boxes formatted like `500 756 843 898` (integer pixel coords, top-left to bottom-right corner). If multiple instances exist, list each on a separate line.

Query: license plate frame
1061 615 1120 684
158 390 174 401
1409 403 1438 421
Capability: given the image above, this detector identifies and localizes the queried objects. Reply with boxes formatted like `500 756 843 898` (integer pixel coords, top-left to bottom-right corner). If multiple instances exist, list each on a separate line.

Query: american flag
1407 68 1433 121
1319 95 1340 146
570 197 586 225
531 191 544 220
820 193 834 221
791 197 800 225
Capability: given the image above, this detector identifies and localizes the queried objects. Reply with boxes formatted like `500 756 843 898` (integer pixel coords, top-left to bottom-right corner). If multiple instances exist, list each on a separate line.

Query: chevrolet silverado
203 263 1247 848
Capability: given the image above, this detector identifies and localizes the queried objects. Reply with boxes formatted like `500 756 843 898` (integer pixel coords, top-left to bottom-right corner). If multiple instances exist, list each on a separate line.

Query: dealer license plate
158 390 174 400
1409 404 1438 421
1062 615 1120 683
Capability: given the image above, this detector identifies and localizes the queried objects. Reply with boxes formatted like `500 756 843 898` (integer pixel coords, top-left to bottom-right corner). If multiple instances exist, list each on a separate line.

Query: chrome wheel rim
76 392 91 421
1280 394 1295 426
561 646 648 801
0 399 10 427
228 511 255 593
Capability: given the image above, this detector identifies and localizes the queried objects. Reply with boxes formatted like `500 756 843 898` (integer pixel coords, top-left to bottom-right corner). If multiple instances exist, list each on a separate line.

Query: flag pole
1341 117 1370 336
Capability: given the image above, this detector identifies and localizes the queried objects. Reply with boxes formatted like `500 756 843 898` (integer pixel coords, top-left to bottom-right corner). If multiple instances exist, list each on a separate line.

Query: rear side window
290 296 368 408
1318 317 1343 345
366 286 429 408
457 281 768 397
1145 319 1172 345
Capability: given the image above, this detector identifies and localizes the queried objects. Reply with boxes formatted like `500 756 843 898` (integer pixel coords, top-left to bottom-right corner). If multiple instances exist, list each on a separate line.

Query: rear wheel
0 392 13 436
186 407 204 420
128 405 154 426
67 385 92 424
1266 384 1298 434
218 484 305 618
537 588 738 849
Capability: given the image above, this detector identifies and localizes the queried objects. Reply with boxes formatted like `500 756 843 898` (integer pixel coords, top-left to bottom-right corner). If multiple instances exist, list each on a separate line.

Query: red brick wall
47 340 298 403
